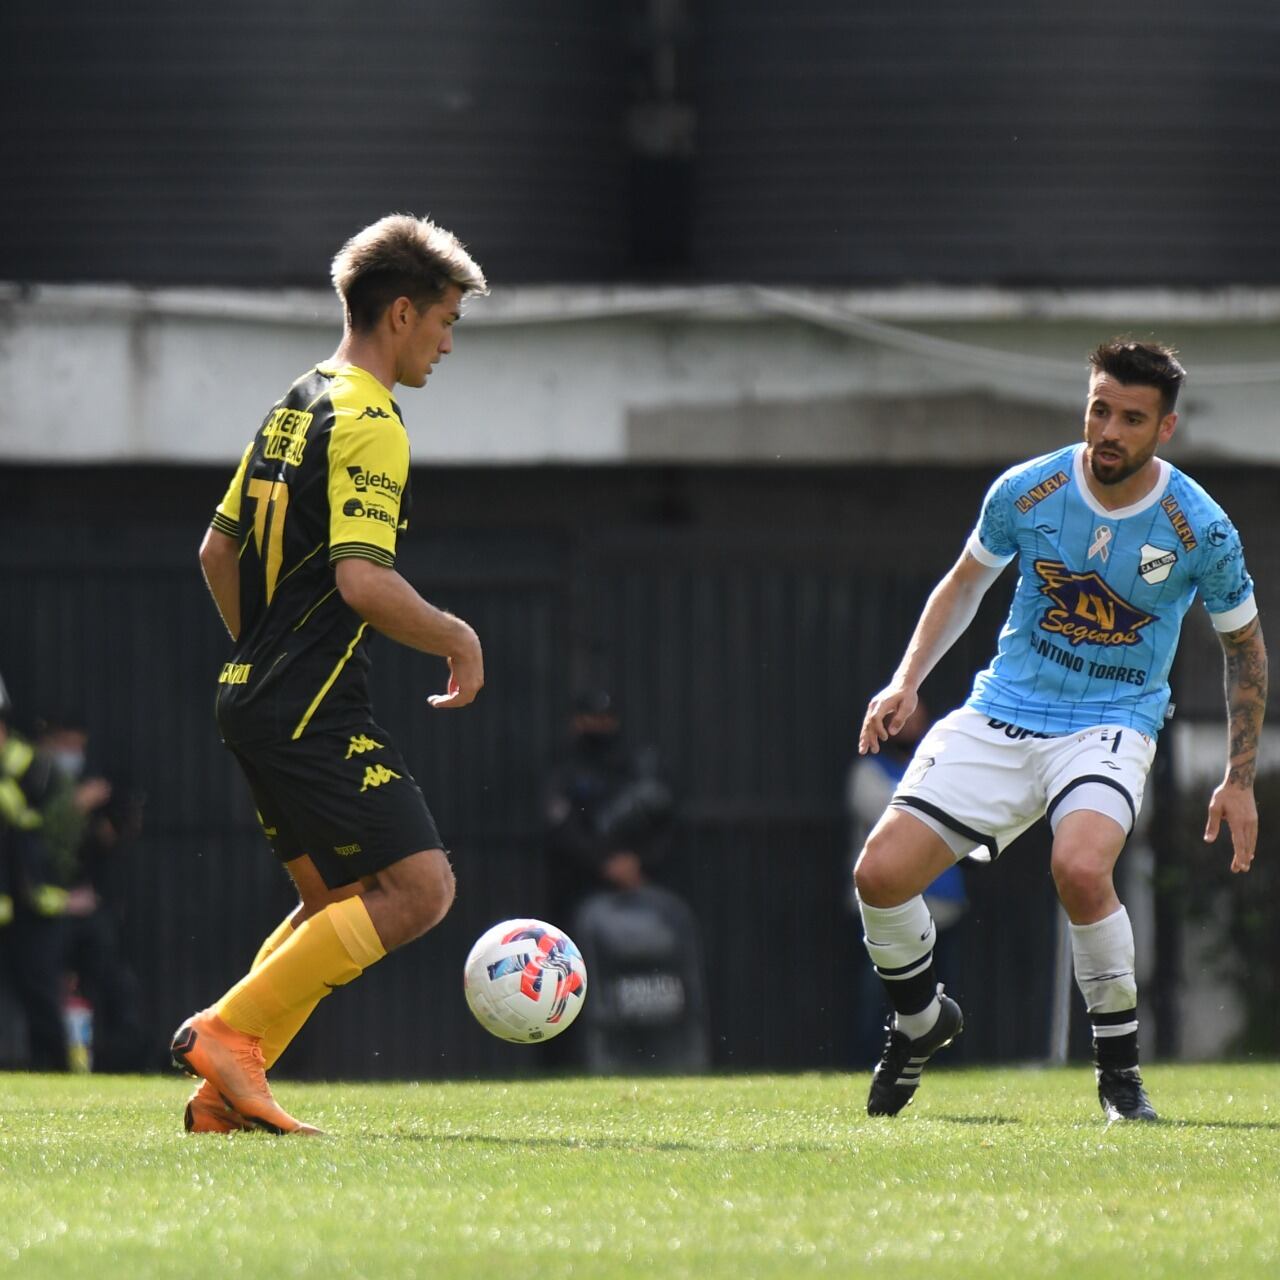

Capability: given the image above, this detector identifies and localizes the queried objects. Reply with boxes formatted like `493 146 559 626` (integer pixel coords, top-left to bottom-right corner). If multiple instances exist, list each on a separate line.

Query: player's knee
1051 848 1112 916
853 840 902 908
407 848 456 935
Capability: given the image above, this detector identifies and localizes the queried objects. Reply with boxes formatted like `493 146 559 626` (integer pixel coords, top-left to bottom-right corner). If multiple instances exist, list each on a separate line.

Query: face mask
52 749 85 780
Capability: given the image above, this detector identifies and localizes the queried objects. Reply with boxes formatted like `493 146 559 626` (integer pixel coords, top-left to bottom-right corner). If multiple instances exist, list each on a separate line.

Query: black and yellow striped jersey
210 363 412 744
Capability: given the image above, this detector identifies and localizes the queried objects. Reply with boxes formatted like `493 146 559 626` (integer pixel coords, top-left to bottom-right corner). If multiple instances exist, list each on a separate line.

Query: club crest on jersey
1138 543 1178 585
1033 560 1155 648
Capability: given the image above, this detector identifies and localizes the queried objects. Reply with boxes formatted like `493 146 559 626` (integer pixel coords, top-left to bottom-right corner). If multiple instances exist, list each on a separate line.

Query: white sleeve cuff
965 531 1015 569
1209 595 1258 634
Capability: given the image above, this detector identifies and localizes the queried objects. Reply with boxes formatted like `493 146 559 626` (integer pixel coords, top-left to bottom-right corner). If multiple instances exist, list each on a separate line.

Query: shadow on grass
929 1114 1021 1126
1161 1119 1280 1132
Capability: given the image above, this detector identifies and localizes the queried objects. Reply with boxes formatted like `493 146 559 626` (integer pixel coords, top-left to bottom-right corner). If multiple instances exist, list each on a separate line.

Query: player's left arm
1205 614 1268 872
199 526 241 640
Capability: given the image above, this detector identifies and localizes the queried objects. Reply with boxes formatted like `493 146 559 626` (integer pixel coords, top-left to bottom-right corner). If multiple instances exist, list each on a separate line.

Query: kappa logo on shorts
334 842 363 857
345 734 384 759
359 763 402 792
901 755 935 788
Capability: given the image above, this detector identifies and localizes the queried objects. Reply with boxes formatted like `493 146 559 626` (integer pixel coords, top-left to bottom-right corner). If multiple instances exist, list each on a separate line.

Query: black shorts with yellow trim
229 722 442 889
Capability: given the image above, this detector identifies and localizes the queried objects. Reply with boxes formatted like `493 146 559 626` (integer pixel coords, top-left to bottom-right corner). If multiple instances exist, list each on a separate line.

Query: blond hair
330 214 488 332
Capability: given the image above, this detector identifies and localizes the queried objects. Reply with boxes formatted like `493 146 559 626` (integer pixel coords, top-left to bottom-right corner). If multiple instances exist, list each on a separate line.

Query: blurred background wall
2 0 1279 1077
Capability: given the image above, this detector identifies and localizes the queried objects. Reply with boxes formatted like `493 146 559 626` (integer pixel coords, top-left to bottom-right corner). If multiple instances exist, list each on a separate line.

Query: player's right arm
199 527 241 640
200 440 254 639
334 559 484 708
859 550 1005 754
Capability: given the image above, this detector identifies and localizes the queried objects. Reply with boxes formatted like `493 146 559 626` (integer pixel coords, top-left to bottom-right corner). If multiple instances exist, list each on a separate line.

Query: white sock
1069 905 1138 1030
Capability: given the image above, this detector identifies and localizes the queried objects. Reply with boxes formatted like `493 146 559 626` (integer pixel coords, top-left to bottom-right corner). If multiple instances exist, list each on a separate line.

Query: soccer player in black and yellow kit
171 215 487 1134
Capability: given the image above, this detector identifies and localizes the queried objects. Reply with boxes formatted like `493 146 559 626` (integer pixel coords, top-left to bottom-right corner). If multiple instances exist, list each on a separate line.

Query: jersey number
246 477 290 603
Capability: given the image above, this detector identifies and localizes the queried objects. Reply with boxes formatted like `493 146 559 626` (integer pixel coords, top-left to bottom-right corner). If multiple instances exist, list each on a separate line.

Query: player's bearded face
1083 376 1171 486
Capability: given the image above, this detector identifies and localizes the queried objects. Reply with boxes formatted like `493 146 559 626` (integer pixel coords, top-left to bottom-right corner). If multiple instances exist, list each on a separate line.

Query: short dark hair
331 214 488 334
1088 338 1186 416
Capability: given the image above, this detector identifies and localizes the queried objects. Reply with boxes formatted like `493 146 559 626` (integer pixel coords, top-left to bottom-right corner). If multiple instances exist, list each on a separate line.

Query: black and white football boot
866 990 964 1117
1097 1066 1158 1122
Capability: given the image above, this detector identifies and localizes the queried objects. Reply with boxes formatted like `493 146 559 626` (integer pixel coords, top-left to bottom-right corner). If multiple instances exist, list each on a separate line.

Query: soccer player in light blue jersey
852 339 1267 1122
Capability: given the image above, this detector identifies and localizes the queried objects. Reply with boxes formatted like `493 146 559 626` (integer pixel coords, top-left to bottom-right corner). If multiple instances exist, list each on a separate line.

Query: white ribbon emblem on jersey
1088 525 1113 562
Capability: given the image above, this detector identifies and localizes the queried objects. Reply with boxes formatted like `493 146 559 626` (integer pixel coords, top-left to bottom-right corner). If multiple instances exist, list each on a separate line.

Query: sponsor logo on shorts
1160 495 1198 551
219 662 253 685
360 763 402 792
1138 543 1178 585
345 734 384 759
346 465 403 500
1014 470 1069 514
334 842 363 856
986 718 1053 740
1033 560 1155 648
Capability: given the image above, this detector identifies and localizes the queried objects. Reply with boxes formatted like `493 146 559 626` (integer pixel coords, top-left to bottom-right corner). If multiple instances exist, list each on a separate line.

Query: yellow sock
252 915 296 971
248 914 317 1069
216 896 386 1039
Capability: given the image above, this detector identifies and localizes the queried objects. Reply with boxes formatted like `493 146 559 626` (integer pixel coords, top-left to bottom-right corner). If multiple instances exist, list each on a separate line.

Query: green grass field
2 1065 1278 1278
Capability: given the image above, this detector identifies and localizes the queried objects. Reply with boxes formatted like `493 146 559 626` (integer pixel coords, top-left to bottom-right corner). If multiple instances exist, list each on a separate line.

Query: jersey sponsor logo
1206 520 1229 548
1160 495 1198 551
345 734 384 759
356 405 391 420
1014 470 1070 514
346 465 403 501
341 498 398 527
359 763 402 792
218 662 253 685
333 842 363 856
1138 543 1178 585
261 407 313 467
1033 560 1156 648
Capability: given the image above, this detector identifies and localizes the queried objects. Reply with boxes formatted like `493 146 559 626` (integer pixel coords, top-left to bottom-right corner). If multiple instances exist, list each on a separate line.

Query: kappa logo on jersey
356 405 391 420
359 763 402 792
345 465 403 500
1138 543 1178 585
341 498 398 527
1034 560 1155 648
345 734 384 759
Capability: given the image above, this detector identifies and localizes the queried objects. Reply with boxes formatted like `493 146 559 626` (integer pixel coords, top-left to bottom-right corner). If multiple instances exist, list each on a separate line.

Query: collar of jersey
315 361 384 387
1071 443 1170 521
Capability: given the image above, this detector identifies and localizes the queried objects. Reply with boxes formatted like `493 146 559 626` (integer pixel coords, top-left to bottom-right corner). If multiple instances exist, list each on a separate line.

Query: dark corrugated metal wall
692 0 1280 283
3 463 1273 1076
6 3 1280 287
1 2 629 285
0 465 1061 1076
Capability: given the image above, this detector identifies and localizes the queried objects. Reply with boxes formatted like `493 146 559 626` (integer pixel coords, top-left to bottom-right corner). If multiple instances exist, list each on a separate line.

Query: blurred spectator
0 689 73 1070
34 715 148 1073
544 690 708 1072
846 700 969 1062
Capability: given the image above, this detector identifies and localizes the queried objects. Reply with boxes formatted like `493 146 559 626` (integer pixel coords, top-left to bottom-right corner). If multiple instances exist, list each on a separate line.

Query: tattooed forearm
1220 616 1268 787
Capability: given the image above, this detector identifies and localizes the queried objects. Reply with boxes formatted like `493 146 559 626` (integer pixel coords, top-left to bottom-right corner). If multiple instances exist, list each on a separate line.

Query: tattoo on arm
1220 616 1268 787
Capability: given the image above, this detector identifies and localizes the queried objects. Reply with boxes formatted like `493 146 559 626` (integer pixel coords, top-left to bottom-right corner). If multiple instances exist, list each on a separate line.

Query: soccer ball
463 918 588 1044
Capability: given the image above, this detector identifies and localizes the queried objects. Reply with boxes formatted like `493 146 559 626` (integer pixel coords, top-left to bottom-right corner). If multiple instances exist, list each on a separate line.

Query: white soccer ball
463 918 588 1044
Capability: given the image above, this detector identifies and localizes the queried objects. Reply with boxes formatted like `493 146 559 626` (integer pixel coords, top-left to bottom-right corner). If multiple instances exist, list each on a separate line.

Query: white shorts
890 706 1156 862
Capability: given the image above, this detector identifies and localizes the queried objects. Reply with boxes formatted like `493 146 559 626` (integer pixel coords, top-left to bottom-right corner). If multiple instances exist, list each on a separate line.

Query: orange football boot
183 1079 253 1134
171 1010 322 1135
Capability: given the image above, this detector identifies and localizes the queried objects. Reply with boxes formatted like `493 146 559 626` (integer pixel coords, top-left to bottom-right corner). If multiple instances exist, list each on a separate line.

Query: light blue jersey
964 443 1256 737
